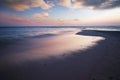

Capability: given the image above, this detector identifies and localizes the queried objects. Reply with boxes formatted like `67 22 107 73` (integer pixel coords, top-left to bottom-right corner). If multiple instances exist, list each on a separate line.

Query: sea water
0 26 119 45
0 27 78 45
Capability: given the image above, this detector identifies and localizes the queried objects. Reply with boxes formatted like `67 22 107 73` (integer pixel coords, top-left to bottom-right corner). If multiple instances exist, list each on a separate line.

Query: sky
0 0 120 26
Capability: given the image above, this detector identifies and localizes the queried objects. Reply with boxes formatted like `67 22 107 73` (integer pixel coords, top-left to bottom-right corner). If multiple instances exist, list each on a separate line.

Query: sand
0 30 120 80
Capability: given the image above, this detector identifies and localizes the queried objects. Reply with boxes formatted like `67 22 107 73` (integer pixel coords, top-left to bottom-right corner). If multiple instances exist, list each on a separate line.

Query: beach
0 29 120 80
0 0 120 79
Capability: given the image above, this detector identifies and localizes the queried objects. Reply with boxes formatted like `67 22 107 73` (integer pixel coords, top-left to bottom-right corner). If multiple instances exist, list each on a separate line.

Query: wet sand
0 30 120 80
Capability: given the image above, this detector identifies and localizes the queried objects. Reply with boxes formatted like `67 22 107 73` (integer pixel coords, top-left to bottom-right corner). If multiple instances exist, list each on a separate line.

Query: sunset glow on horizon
0 0 120 26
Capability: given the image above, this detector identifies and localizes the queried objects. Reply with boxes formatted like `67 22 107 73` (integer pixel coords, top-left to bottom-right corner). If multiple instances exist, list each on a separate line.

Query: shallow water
0 28 105 65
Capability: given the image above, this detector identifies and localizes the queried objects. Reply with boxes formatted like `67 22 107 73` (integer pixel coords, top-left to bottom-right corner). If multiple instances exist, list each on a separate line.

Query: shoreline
0 30 120 80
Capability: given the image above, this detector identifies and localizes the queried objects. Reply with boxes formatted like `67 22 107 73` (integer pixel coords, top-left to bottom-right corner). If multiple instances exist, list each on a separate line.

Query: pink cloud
2 0 52 11
33 12 49 18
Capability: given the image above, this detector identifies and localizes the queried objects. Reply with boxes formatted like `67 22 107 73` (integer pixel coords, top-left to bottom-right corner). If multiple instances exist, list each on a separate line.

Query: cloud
0 12 32 25
0 0 52 11
59 0 71 8
31 0 52 9
45 0 120 9
58 19 64 22
9 4 30 11
73 0 120 9
0 12 52 26
73 19 80 21
33 12 49 18
1 0 120 11
43 0 72 8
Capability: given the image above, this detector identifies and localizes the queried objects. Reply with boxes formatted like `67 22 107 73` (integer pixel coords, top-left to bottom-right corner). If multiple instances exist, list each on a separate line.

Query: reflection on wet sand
0 30 105 64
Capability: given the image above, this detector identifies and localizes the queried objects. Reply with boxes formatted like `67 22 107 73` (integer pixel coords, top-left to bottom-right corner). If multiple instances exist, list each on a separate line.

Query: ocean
0 26 106 62
0 27 78 45
0 26 120 40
